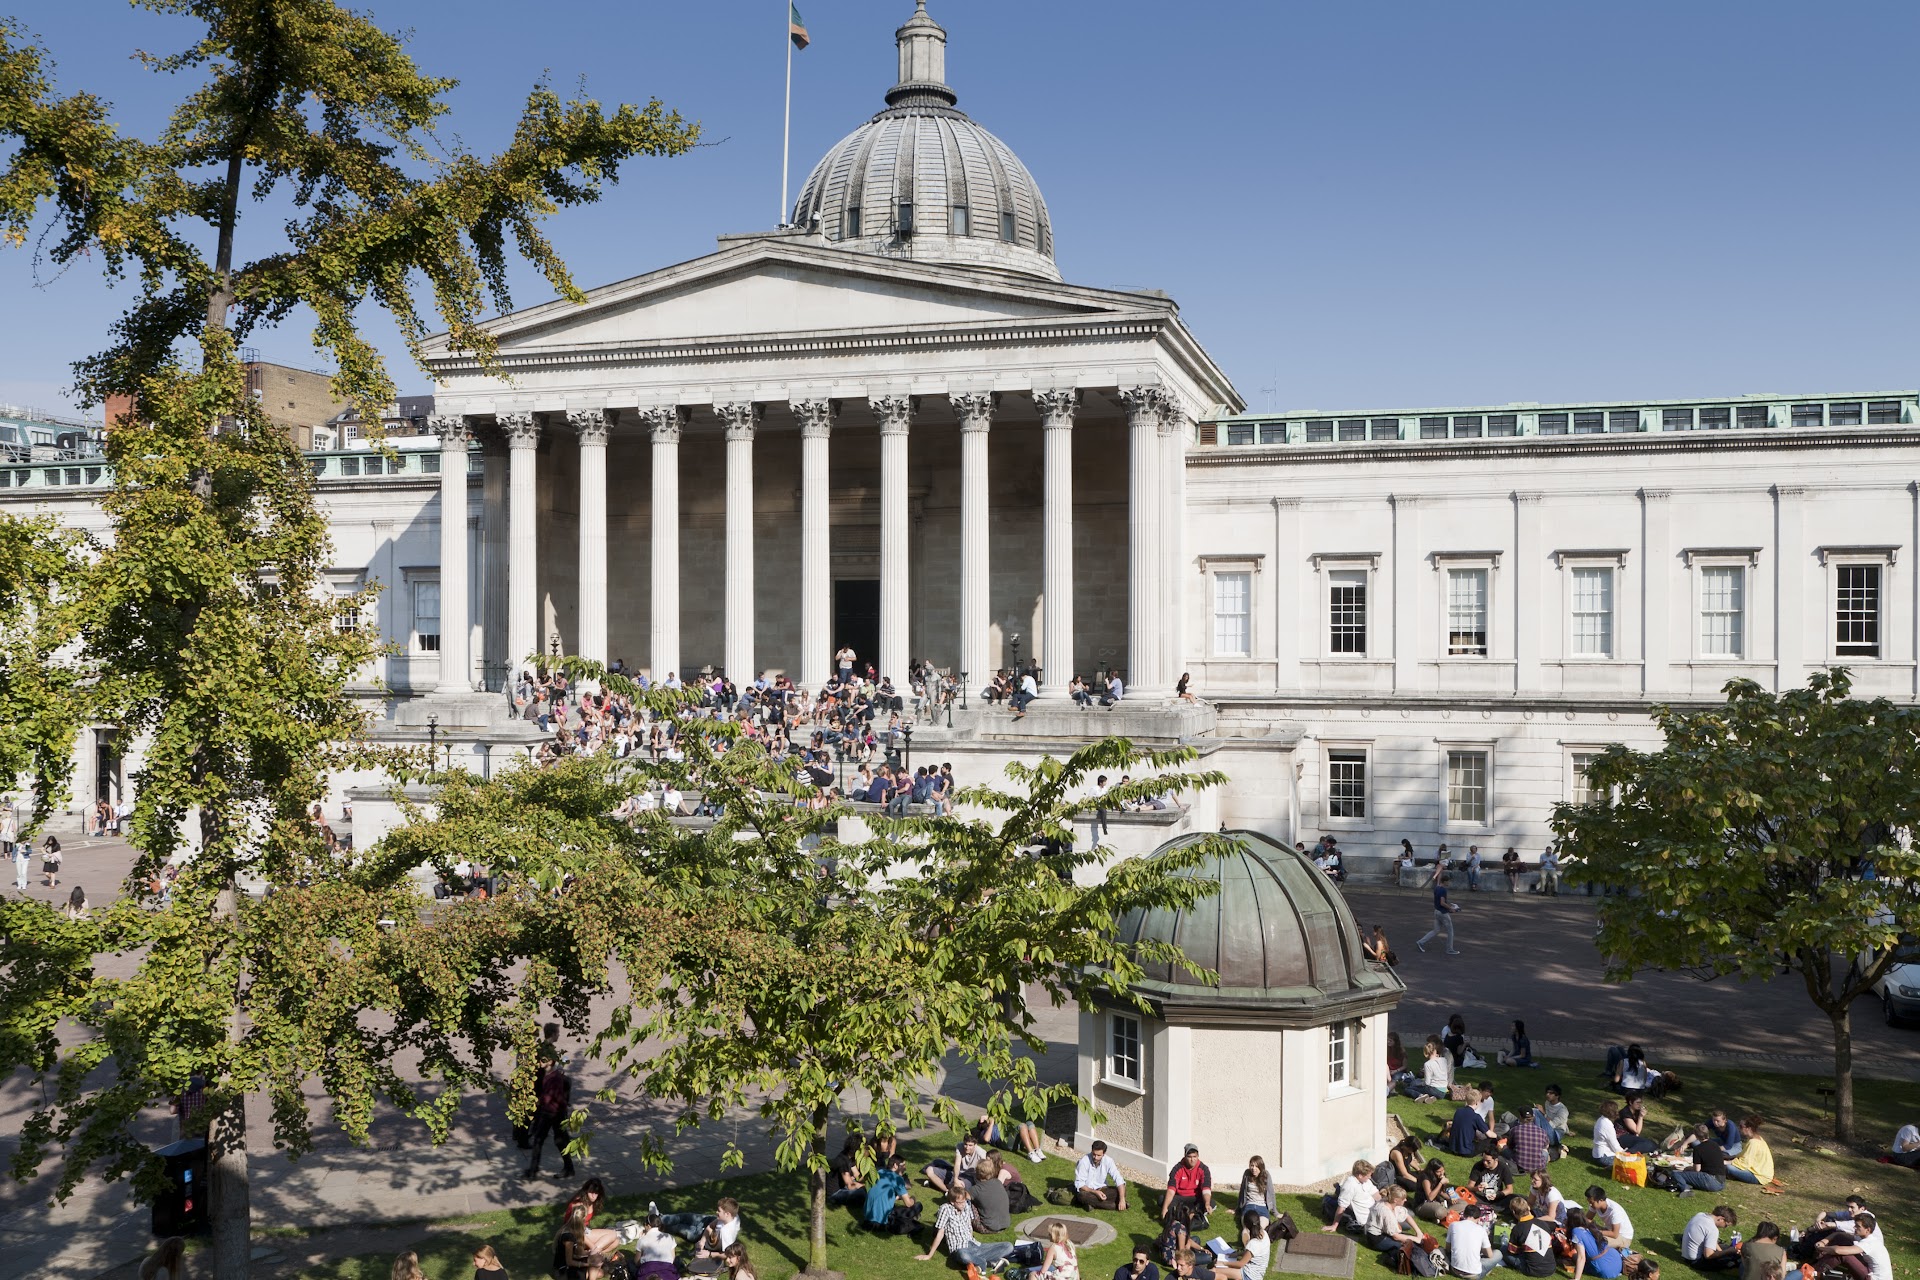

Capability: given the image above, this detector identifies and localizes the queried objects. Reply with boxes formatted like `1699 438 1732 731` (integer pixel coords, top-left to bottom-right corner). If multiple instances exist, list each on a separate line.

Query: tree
0 5 697 1274
1552 669 1920 1142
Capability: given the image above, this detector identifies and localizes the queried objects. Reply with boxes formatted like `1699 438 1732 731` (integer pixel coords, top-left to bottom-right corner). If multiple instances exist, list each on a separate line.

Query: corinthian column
570 410 610 664
430 415 473 692
872 394 914 684
951 391 996 691
1034 388 1079 697
1121 386 1166 696
794 399 836 689
641 405 686 683
1160 400 1189 687
718 402 762 682
499 412 541 675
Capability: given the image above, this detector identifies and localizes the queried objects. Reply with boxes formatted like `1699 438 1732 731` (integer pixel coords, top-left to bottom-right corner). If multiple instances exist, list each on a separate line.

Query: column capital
872 394 914 437
717 401 764 443
793 398 838 440
498 412 541 449
1034 387 1079 429
951 391 997 433
1119 384 1169 427
429 414 471 446
641 404 687 444
568 409 611 447
1156 396 1190 436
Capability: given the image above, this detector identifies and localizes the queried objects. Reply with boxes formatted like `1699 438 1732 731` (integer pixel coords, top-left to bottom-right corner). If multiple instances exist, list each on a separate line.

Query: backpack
1406 1238 1440 1277
885 1201 922 1235
1270 1213 1301 1242
1006 1182 1035 1215
1372 1162 1399 1191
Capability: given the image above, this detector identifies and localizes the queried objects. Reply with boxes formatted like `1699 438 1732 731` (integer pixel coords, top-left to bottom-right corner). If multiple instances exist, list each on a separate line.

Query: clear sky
4 0 1917 419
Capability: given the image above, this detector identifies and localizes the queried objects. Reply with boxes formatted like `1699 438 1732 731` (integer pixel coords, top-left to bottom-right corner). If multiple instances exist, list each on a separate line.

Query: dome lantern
789 2 1058 279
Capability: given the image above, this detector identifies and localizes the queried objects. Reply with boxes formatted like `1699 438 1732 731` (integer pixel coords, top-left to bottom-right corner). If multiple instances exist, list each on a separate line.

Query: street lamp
901 724 913 773
426 714 438 764
959 670 969 712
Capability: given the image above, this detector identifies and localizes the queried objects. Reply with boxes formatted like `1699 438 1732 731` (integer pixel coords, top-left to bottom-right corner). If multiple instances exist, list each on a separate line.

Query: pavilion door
832 579 880 681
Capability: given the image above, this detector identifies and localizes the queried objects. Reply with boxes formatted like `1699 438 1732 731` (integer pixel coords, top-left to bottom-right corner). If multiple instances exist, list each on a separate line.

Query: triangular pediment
443 237 1154 356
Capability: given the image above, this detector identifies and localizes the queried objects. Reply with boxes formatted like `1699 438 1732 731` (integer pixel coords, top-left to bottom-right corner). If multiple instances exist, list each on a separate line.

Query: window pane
1000 210 1015 242
1737 405 1770 429
1662 407 1695 431
1573 411 1605 435
1791 403 1825 428
1226 424 1254 446
1451 415 1483 438
1419 416 1448 440
1486 414 1518 437
846 206 861 238
1608 409 1640 433
1213 572 1251 657
1700 407 1731 430
1327 750 1367 819
1827 402 1862 426
1837 565 1881 657
1700 565 1744 657
1447 568 1489 656
1370 418 1402 440
1258 422 1286 444
951 205 969 236
1571 567 1614 657
1110 1014 1141 1084
1338 418 1367 441
1447 750 1488 824
1328 1022 1349 1086
1868 400 1901 425
1329 570 1368 655
1570 752 1600 806
1538 413 1569 435
1306 420 1335 443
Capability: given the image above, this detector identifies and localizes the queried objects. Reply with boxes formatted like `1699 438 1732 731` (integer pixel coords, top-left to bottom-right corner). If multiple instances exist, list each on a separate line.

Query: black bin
151 1137 208 1237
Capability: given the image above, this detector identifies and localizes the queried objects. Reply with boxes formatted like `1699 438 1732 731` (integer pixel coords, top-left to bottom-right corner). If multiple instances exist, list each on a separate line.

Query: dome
1112 831 1405 1017
788 3 1058 280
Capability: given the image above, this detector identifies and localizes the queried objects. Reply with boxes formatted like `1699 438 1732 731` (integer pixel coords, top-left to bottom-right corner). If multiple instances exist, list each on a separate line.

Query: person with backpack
862 1154 918 1233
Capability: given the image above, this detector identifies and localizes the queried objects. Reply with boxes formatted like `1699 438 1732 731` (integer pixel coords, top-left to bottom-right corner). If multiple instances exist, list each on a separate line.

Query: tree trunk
208 1101 250 1280
805 1101 830 1276
1829 1003 1854 1143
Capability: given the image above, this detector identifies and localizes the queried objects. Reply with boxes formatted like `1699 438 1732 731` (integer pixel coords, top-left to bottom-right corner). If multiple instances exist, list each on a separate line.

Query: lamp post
901 724 913 774
480 742 493 781
426 714 438 764
959 670 969 712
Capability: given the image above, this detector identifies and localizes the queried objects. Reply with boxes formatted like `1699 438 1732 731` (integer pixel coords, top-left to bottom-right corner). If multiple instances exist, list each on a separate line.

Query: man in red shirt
1161 1144 1214 1224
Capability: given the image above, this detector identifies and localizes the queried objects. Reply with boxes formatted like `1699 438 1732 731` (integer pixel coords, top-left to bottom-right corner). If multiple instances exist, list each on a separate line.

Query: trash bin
151 1137 208 1237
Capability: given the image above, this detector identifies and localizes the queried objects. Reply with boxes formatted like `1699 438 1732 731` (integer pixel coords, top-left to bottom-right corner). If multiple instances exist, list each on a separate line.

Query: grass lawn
297 1058 1918 1279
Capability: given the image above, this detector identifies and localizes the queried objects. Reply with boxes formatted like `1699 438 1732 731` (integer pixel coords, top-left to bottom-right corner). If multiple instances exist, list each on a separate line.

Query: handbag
1610 1154 1648 1188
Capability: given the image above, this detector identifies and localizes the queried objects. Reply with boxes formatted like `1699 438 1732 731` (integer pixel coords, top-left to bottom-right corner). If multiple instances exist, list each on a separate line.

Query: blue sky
4 0 1917 418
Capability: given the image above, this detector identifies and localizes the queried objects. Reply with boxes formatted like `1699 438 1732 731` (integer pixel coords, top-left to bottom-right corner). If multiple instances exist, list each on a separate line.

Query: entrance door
94 727 121 806
831 579 880 679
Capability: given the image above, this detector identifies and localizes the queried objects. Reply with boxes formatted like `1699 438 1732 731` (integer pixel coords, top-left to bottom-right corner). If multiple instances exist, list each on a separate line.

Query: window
1573 411 1604 435
1000 210 1015 242
422 452 440 473
897 202 914 235
1327 750 1368 819
1868 400 1902 425
1791 403 1825 428
1700 406 1732 430
1699 565 1745 657
1226 424 1255 446
1487 414 1518 437
1258 422 1286 445
951 205 969 236
1569 751 1603 806
413 578 441 652
1828 402 1862 426
1452 415 1483 438
1108 1013 1142 1086
1447 750 1489 824
1328 1021 1359 1089
1419 416 1448 440
1329 570 1368 655
340 455 361 476
1213 571 1252 657
334 591 362 635
1338 418 1367 441
1737 405 1770 429
1609 409 1640 433
1571 567 1614 657
1663 407 1695 431
1305 420 1334 443
1836 564 1881 657
1447 568 1489 656
1371 418 1402 440
844 206 861 239
1538 413 1569 435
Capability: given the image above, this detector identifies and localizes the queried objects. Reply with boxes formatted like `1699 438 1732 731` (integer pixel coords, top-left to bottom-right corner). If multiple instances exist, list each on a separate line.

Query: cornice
1186 428 1920 467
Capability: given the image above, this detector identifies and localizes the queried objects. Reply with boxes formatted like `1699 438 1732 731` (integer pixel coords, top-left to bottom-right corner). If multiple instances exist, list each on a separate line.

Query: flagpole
781 1 794 227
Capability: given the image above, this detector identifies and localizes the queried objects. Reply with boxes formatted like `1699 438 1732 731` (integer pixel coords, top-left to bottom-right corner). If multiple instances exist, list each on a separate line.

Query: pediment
465 239 1143 354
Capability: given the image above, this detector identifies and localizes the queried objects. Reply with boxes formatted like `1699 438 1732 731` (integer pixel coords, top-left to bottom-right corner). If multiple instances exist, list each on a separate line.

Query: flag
789 3 810 49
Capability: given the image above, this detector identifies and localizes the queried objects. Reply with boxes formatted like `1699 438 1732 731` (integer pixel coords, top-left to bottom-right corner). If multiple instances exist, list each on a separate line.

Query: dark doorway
94 727 121 807
832 579 880 679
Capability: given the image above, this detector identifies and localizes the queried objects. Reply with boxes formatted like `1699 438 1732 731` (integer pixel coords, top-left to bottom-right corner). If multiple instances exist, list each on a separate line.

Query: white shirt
1447 1218 1492 1275
713 1214 741 1250
1021 674 1037 698
1336 1175 1379 1220
1592 1117 1624 1161
1073 1153 1124 1191
1598 1199 1633 1243
1239 1234 1271 1280
1894 1123 1919 1153
1855 1229 1892 1280
1424 1055 1452 1091
637 1228 676 1263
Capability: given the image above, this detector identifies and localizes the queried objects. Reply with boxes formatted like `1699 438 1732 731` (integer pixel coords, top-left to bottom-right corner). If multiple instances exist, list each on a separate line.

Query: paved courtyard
3 845 1913 1280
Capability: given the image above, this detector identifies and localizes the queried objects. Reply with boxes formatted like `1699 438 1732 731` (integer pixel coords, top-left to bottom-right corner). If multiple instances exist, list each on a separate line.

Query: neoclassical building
9 2 1920 874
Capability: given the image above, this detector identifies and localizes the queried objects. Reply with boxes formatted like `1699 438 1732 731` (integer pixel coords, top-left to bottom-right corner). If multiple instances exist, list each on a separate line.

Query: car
1871 936 1920 1027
